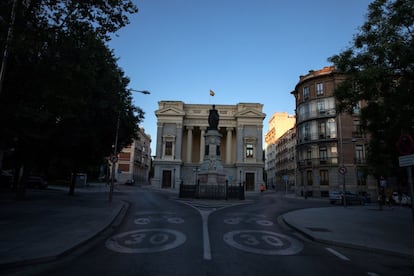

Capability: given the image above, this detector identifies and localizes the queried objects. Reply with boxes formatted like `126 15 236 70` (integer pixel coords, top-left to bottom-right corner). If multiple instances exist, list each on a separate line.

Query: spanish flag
209 89 215 96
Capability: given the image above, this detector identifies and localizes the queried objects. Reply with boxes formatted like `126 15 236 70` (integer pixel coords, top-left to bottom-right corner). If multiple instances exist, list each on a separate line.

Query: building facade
152 101 266 192
275 127 296 192
291 66 377 198
114 127 152 185
264 112 295 189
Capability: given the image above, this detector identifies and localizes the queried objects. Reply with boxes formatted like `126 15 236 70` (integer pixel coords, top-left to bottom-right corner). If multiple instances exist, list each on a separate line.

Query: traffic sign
338 166 347 175
399 154 414 167
111 155 118 163
396 134 414 156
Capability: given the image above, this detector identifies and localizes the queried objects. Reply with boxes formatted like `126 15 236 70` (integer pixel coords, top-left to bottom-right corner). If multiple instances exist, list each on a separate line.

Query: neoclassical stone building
152 101 266 192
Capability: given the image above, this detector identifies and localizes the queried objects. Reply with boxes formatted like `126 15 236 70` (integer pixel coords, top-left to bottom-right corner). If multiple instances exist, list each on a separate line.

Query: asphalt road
16 187 414 276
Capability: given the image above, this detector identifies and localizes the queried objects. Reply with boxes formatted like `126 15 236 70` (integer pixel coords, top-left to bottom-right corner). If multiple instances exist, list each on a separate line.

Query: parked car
392 192 412 206
329 191 363 205
27 176 48 189
125 179 135 185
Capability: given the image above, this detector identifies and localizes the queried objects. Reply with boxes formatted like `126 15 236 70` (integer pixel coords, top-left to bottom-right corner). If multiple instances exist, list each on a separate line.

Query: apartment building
291 66 376 198
275 127 296 192
114 127 152 185
265 112 295 189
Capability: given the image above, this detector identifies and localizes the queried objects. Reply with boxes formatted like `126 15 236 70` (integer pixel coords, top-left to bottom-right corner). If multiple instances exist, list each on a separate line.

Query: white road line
367 272 379 276
200 210 212 260
326 247 350 261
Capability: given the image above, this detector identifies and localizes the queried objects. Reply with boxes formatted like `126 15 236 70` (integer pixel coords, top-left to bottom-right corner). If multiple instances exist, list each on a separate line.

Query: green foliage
328 0 414 178
0 0 141 179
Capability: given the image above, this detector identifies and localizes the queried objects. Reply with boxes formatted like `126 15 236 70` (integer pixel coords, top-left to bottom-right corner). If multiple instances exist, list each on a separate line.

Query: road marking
367 272 379 276
223 213 274 226
326 247 350 261
133 212 185 225
224 230 303 255
106 229 186 254
200 210 212 260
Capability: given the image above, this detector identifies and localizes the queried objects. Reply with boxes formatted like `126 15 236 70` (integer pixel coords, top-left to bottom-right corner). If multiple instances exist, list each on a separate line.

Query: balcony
355 158 366 164
352 131 366 138
297 157 339 168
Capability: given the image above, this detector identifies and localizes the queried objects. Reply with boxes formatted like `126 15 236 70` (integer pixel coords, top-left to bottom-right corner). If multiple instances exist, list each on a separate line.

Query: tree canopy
0 0 141 194
329 0 414 178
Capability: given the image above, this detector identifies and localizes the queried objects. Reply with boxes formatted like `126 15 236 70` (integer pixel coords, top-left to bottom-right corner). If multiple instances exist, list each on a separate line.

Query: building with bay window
152 101 266 192
291 66 376 198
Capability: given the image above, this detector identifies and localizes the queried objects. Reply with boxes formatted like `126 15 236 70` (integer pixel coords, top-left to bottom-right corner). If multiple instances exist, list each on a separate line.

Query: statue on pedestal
208 105 219 130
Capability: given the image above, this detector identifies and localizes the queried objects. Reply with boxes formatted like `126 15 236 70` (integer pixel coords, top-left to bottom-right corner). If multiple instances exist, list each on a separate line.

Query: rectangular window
306 148 312 164
303 86 309 99
353 101 361 114
304 123 310 140
355 144 365 164
316 83 324 96
119 152 131 161
317 100 325 113
327 119 336 138
353 120 364 137
357 168 366 185
320 170 329 185
119 163 130 172
319 122 326 138
246 143 254 158
307 171 313 185
319 147 327 163
165 141 172 156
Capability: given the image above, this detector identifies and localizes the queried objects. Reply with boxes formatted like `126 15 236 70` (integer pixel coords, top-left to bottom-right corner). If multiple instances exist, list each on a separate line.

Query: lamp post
109 89 150 202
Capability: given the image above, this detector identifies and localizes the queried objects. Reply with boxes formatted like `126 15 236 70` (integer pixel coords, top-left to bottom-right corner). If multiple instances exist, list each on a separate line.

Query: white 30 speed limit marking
106 229 186 254
223 230 303 255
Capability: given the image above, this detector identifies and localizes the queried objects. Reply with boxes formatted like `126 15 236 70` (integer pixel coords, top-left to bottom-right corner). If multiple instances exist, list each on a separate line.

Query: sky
108 0 373 153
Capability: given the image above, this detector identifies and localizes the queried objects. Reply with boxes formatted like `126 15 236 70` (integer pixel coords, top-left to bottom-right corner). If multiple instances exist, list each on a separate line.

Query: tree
0 0 140 197
328 0 414 179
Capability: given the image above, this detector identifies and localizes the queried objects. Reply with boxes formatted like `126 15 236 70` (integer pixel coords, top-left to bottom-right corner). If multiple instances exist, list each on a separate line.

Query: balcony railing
297 157 339 168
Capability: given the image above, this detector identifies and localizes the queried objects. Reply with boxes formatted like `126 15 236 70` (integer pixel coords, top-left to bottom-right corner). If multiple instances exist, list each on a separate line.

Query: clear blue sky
108 0 372 153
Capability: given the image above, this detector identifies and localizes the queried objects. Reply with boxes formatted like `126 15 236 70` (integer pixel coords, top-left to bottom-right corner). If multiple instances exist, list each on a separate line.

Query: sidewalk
0 185 127 270
282 204 414 259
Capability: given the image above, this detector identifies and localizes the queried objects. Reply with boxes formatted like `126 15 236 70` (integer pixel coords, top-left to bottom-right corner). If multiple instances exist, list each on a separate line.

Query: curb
281 214 414 260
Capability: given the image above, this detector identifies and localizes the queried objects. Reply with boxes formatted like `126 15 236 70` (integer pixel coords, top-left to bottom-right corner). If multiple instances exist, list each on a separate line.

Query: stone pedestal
197 130 226 198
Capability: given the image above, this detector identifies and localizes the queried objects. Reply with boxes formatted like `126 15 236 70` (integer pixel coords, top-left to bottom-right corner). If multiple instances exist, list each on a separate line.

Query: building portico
152 101 265 192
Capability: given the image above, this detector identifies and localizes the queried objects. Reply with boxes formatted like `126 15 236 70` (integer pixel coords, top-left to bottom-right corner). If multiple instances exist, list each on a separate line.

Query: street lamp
129 89 150 95
109 89 150 202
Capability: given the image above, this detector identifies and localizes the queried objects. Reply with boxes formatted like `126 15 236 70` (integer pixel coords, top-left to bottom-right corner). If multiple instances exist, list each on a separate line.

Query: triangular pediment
235 109 266 118
155 107 185 116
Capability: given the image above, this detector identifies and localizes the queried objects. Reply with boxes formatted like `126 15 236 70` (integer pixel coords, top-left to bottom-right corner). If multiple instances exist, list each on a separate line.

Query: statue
208 105 219 130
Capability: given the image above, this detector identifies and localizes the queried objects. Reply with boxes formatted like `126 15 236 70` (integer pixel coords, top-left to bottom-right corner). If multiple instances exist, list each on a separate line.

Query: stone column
186 126 193 163
156 122 163 158
257 126 263 162
175 123 182 160
237 124 244 162
199 127 206 162
226 127 233 164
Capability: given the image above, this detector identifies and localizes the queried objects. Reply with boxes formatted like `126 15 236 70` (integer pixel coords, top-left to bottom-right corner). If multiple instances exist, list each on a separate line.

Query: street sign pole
407 166 414 222
397 134 414 222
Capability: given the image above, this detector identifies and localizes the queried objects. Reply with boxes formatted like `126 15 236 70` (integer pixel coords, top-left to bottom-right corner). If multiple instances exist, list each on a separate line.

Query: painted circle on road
134 212 185 225
223 214 273 226
106 228 186 254
223 230 303 255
